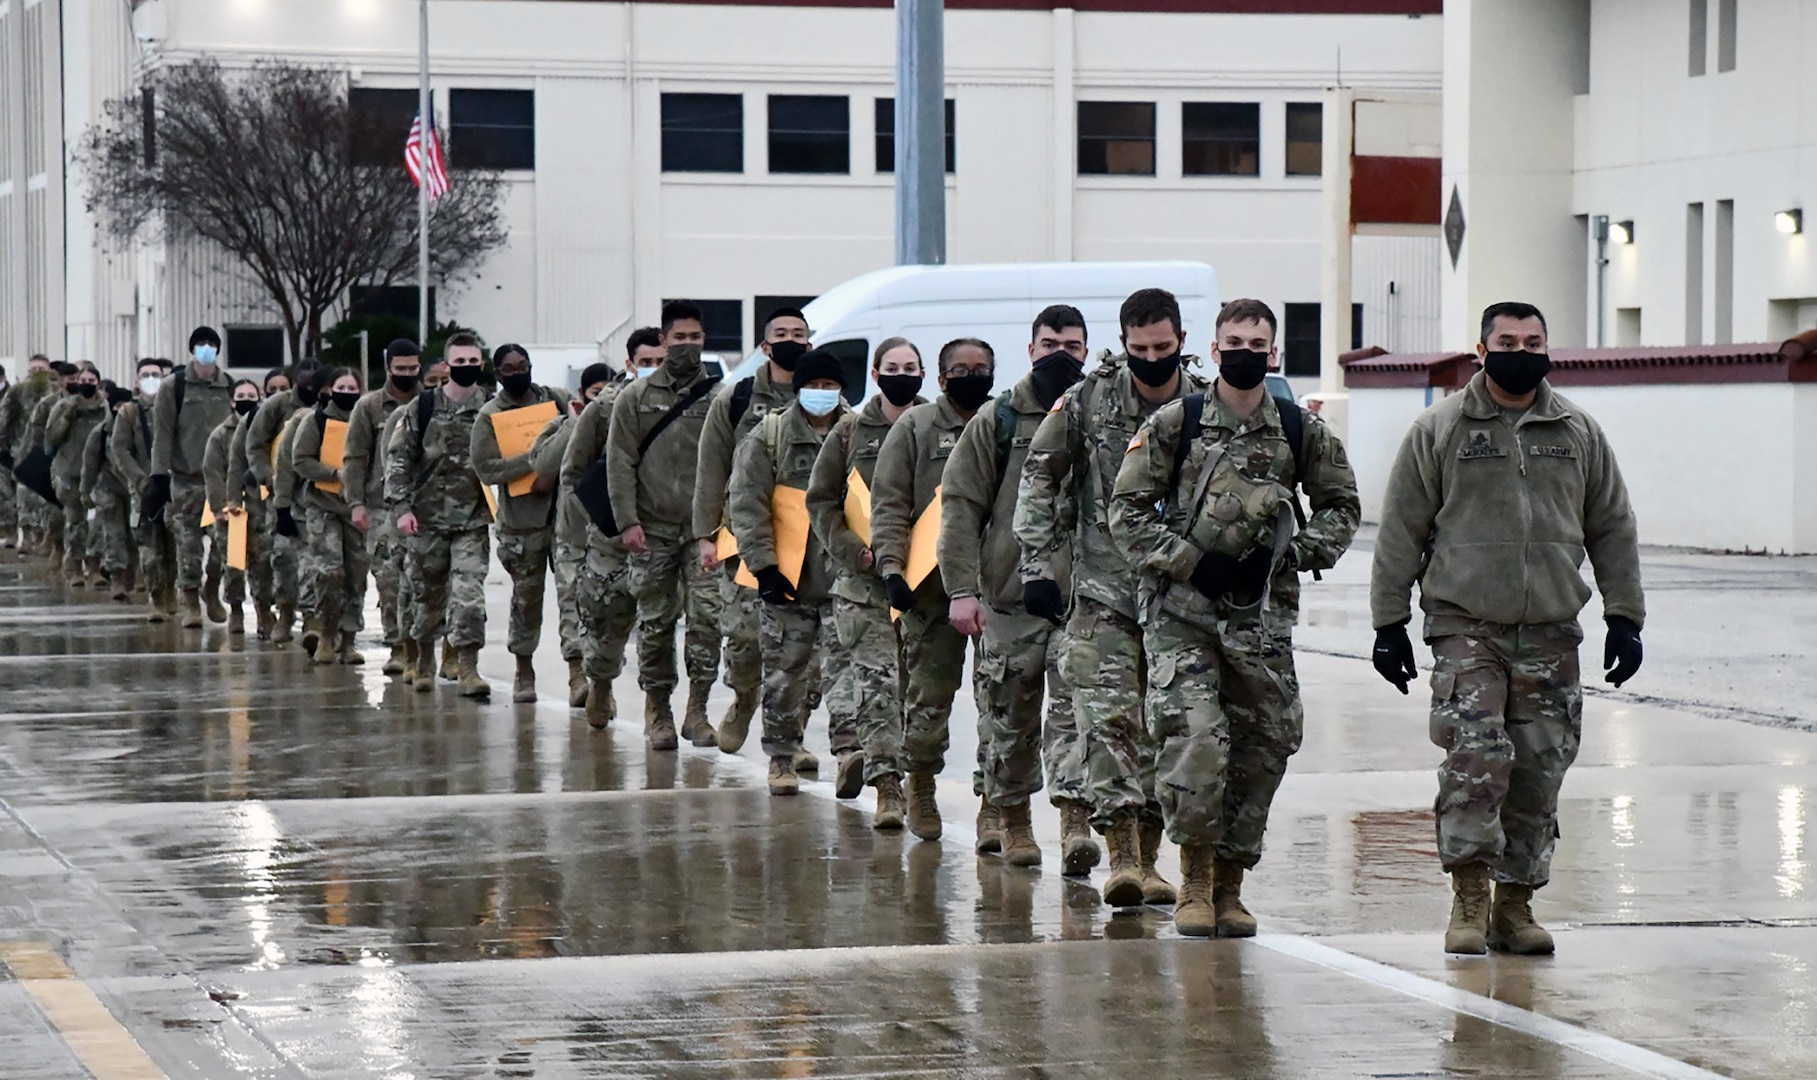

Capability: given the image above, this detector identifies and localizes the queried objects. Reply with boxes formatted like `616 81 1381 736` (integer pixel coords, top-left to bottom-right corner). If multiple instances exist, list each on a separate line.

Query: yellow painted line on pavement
0 942 169 1080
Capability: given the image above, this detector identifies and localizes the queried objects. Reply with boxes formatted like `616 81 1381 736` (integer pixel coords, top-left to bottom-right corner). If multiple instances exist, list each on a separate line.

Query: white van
724 261 1220 401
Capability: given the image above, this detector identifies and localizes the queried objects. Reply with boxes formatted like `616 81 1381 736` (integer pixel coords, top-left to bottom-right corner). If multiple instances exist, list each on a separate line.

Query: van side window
818 339 871 403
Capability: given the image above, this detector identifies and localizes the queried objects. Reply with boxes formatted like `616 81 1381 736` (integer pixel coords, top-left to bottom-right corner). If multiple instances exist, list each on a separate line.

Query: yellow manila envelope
716 525 739 562
844 468 872 546
731 487 811 589
492 401 560 497
200 502 216 528
315 418 349 495
905 485 942 590
226 508 249 570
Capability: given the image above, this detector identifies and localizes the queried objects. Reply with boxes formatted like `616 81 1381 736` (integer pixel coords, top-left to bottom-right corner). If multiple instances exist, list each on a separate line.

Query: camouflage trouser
495 526 554 657
1144 599 1303 862
0 467 15 536
829 593 903 781
265 519 300 609
390 531 416 641
576 532 638 683
811 598 860 758
979 605 1084 808
132 514 175 598
303 507 369 634
1064 596 1162 832
718 560 762 695
630 530 721 694
168 475 209 590
406 526 489 648
369 524 404 645
1429 620 1583 886
551 534 584 663
243 500 274 609
758 598 837 759
898 597 969 778
53 484 88 576
91 494 134 575
17 485 52 537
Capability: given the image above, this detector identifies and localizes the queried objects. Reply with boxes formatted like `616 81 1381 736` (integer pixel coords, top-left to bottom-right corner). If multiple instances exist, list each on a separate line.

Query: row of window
343 87 1321 179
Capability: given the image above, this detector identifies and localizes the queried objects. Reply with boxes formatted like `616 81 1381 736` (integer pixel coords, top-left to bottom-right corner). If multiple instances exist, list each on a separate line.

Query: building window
661 93 744 173
1281 302 1363 378
1689 0 1708 76
1077 102 1155 176
226 326 285 369
348 88 419 168
1285 103 1322 177
448 89 535 170
664 299 745 353
875 98 955 173
754 295 818 342
768 95 849 175
1716 0 1736 72
1182 102 1260 177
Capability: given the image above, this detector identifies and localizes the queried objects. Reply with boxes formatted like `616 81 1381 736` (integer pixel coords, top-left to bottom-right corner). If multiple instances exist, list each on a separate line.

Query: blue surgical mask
194 345 218 366
635 365 658 379
798 388 842 417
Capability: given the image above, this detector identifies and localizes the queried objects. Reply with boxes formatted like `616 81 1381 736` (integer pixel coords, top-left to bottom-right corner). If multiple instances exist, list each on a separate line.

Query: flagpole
417 0 430 347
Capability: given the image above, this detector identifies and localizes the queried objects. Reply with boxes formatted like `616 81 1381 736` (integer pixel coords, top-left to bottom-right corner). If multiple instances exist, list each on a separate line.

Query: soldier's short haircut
52 361 77 377
137 357 163 374
1120 288 1182 336
386 338 421 360
872 336 921 366
29 353 48 365
492 343 530 368
938 337 994 374
625 327 662 359
1215 298 1278 337
1031 304 1087 344
445 332 482 351
1479 302 1548 344
763 306 807 335
660 299 704 334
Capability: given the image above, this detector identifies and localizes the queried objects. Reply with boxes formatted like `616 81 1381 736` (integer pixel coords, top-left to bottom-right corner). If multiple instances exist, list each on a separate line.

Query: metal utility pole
1592 214 1610 347
417 0 431 346
894 0 945 266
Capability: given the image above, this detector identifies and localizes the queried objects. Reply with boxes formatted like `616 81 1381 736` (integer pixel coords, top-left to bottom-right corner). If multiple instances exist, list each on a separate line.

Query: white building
3 0 1445 383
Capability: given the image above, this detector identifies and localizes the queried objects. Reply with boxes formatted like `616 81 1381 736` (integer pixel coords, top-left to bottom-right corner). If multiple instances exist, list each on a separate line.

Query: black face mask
1217 349 1270 392
944 373 995 413
1029 350 1085 407
1126 352 1181 388
235 399 260 417
76 382 98 398
296 385 319 406
768 340 809 372
876 373 923 408
448 364 483 387
499 372 534 398
390 373 419 394
331 391 361 412
1483 351 1551 397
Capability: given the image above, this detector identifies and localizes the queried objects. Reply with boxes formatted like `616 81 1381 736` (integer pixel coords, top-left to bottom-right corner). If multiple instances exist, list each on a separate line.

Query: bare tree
80 60 508 359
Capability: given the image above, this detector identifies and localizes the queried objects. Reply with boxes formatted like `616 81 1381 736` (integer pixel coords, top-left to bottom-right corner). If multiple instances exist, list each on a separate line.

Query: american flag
404 110 451 201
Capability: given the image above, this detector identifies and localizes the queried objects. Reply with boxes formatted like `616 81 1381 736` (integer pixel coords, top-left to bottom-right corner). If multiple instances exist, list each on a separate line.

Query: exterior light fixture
1609 220 1634 245
1776 209 1803 235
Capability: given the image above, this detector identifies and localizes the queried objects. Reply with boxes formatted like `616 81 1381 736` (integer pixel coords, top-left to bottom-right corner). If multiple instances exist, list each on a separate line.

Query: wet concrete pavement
0 546 1810 1078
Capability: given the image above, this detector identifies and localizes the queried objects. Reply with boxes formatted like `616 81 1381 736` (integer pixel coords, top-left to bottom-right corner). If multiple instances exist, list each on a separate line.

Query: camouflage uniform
380 408 420 644
1372 372 1644 886
385 386 493 649
222 406 272 617
1110 389 1360 858
806 394 925 782
693 364 798 698
1013 358 1209 831
871 395 980 781
610 355 722 696
727 402 850 759
203 415 247 606
530 410 586 670
271 411 318 626
472 383 573 657
45 394 110 577
560 386 638 687
343 387 417 649
110 396 175 605
26 394 65 549
151 362 234 591
0 379 15 543
81 416 134 578
244 391 310 617
1 374 60 542
939 376 1083 808
294 402 369 636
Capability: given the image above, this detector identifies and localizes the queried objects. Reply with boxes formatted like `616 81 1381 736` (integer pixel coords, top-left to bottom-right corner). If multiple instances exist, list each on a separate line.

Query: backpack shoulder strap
1166 393 1206 506
990 390 1019 492
413 389 436 458
314 406 329 436
1274 394 1306 484
634 377 722 462
728 376 756 429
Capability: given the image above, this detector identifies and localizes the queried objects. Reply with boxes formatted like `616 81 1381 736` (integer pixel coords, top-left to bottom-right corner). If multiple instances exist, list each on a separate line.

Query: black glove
884 574 915 612
754 565 797 606
1189 551 1239 600
1229 546 1277 602
140 473 171 523
275 506 299 538
1603 616 1643 687
1372 622 1418 695
1022 578 1067 626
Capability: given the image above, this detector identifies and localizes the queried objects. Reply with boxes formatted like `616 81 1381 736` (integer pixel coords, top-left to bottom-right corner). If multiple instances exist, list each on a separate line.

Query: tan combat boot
111 567 132 603
272 604 295 643
905 771 942 841
339 631 364 665
382 642 408 676
254 606 274 640
834 749 866 800
1174 845 1217 937
312 620 339 664
873 774 907 830
1212 858 1257 937
567 659 588 708
1100 816 1146 908
1059 800 1101 877
645 693 678 750
299 617 321 656
1445 862 1493 955
767 755 799 796
792 747 819 775
147 592 169 624
399 640 418 682
512 656 537 703
412 640 437 693
975 799 1004 854
716 687 757 753
202 568 227 623
227 605 244 636
439 640 458 681
681 681 716 746
1489 882 1556 955
585 678 615 729
179 588 205 629
1139 822 1177 905
1000 801 1042 868
456 646 491 699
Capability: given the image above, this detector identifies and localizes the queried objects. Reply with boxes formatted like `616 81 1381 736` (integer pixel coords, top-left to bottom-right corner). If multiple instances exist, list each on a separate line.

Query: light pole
895 0 945 266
